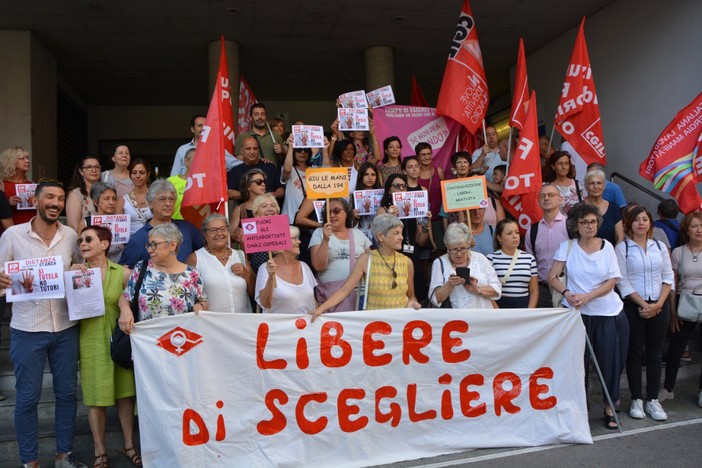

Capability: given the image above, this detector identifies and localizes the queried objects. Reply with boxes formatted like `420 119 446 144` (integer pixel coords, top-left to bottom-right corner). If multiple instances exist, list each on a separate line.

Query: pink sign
241 214 291 254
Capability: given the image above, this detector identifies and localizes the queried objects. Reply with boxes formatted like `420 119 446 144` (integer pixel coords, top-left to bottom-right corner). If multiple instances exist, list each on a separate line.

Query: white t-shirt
309 228 371 283
281 167 306 224
195 248 252 313
255 261 318 314
553 239 622 316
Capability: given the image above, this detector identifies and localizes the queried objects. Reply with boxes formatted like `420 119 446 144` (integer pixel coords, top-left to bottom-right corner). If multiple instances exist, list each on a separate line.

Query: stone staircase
0 308 138 468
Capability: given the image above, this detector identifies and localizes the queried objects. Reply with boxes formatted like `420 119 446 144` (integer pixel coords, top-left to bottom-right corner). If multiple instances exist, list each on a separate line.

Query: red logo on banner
436 0 489 135
157 327 204 357
554 18 605 165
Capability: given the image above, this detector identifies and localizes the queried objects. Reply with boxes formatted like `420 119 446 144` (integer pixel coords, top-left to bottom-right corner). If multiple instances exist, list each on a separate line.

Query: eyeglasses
329 208 344 215
205 226 228 234
391 183 407 189
448 247 469 255
578 220 598 227
155 196 176 205
76 236 96 245
81 165 101 171
145 240 170 250
539 193 559 199
251 179 266 186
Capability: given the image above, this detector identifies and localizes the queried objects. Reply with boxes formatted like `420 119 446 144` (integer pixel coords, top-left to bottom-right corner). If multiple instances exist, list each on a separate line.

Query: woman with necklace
66 155 102 232
549 202 627 430
543 151 583 215
615 206 673 421
117 158 152 235
0 146 36 226
102 144 133 198
72 225 139 468
378 136 404 182
487 219 538 308
584 168 624 246
661 210 702 408
187 214 253 313
312 214 421 320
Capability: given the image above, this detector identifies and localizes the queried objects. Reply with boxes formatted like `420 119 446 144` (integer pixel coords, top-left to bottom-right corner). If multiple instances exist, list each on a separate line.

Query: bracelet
562 288 570 296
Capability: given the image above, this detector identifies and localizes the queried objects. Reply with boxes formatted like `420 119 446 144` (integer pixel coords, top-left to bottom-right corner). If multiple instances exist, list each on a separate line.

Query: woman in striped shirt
488 219 538 308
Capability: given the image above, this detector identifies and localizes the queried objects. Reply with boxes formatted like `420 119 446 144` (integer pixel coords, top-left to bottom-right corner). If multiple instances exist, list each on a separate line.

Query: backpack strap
529 222 539 255
575 179 583 201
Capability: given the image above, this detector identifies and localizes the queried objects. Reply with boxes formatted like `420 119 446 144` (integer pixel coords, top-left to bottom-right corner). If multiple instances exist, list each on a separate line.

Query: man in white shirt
470 125 502 184
0 181 86 468
170 114 205 177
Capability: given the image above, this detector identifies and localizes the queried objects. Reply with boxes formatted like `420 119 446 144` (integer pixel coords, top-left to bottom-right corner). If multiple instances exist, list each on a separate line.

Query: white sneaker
645 399 667 421
698 391 702 408
629 399 645 419
658 388 674 402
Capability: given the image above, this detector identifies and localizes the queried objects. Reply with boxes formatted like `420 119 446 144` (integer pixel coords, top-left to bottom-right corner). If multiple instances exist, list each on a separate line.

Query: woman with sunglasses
310 198 372 312
429 222 501 308
312 214 422 320
73 225 139 468
65 155 102 232
230 168 268 243
187 213 253 313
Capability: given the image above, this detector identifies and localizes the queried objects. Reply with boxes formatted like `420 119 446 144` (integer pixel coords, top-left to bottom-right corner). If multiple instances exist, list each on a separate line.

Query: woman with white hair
312 214 421 320
429 222 501 308
585 168 624 245
256 225 317 314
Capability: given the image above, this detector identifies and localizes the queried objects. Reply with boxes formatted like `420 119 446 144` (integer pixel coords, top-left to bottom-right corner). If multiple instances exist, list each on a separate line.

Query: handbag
676 251 702 322
110 261 148 369
551 239 574 308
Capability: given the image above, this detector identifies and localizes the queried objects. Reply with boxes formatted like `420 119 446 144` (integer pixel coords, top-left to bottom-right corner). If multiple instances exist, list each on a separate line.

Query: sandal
603 413 618 430
94 453 108 468
122 447 142 467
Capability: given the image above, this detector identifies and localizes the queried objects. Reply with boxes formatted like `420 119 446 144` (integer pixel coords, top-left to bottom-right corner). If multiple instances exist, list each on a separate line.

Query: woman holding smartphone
429 222 501 308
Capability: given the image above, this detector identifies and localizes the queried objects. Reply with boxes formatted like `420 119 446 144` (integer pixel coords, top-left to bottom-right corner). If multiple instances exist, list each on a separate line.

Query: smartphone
455 267 471 282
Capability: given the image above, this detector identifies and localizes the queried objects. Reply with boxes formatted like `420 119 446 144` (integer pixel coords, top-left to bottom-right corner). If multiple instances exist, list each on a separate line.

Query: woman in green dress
74 225 141 467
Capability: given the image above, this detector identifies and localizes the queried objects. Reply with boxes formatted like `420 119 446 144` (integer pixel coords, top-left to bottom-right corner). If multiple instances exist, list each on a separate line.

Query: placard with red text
91 214 131 244
241 214 291 254
4 256 64 302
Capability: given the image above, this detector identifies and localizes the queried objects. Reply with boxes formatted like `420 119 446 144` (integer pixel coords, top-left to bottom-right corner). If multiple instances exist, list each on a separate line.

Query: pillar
364 46 395 92
208 39 240 118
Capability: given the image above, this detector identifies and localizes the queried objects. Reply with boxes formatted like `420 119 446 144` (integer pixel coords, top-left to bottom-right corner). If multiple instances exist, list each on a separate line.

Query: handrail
609 171 665 202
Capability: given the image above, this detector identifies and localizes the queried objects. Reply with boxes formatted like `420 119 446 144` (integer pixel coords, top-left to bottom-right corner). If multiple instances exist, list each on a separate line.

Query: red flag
639 92 702 214
180 70 228 226
410 76 429 107
436 0 489 135
510 38 529 131
502 91 543 232
236 76 257 137
554 18 605 165
218 37 236 163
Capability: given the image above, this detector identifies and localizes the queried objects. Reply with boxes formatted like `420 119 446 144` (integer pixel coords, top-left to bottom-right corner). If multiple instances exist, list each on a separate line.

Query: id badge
403 244 414 254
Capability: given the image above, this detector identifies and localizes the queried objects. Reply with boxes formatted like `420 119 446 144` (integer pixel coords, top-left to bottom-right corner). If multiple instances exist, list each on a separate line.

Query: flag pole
481 120 488 144
547 124 556 155
505 127 513 174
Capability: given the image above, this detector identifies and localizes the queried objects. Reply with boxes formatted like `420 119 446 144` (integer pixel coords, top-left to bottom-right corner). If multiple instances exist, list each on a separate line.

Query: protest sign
313 200 326 223
15 183 37 210
241 214 291 254
338 108 369 132
306 168 349 199
65 268 105 320
392 190 429 219
339 90 368 109
292 125 325 148
131 308 591 467
91 214 131 244
5 256 64 302
366 85 395 108
353 189 384 216
441 176 488 212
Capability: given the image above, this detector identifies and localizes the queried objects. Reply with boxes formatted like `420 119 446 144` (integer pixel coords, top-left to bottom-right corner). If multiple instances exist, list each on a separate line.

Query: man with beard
0 181 88 468
234 103 285 167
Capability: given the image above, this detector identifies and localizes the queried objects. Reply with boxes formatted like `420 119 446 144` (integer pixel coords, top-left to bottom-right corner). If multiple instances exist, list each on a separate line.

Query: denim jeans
10 326 79 463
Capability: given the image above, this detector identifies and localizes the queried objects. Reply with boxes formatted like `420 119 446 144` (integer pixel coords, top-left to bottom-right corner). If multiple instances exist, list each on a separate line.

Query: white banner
131 308 591 467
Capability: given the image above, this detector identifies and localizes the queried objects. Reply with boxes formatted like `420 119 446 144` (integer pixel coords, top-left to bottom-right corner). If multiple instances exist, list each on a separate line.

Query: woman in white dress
117 158 152 235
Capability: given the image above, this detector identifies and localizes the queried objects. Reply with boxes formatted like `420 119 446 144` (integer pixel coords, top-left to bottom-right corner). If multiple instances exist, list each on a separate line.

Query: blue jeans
10 326 79 463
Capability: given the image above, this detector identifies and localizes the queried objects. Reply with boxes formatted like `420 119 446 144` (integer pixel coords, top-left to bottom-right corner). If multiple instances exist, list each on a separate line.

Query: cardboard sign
241 214 291 254
16 183 37 210
353 189 384 216
91 214 131 244
305 167 349 199
339 90 368 109
366 85 395 108
5 256 65 302
392 190 429 219
338 108 369 132
441 176 489 213
292 125 325 148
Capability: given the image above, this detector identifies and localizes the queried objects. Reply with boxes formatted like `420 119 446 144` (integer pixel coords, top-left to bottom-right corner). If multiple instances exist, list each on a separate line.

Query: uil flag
237 76 257 137
639 92 702 214
554 18 605 165
411 76 429 107
218 37 236 164
510 38 530 131
180 70 228 226
502 91 543 232
436 0 489 135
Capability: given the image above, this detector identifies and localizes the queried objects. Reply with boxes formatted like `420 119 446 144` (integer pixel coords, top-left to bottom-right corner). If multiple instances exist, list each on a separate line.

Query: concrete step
0 386 88 422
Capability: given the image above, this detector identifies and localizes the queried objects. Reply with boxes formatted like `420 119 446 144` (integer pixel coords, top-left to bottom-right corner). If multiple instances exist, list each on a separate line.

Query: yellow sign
305 167 349 199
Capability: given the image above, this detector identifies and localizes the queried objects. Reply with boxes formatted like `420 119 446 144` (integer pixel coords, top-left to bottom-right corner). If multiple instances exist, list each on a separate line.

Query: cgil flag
510 38 530 131
237 76 257 137
436 0 489 135
639 92 702 214
502 91 543 232
554 18 605 166
217 37 236 164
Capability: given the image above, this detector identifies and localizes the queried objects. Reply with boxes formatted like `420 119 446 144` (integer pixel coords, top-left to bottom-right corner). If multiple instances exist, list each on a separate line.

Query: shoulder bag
110 261 148 369
676 250 702 322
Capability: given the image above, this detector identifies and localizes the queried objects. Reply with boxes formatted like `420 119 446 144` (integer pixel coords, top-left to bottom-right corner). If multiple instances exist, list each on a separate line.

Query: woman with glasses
102 144 133 198
65 155 102 232
310 198 371 312
543 151 583 215
429 222 501 308
230 168 269 243
549 202 627 430
117 158 152 235
0 147 36 227
584 168 624 246
187 213 253 313
77 182 124 262
256 226 318 314
72 225 139 468
119 223 207 330
488 219 538 308
312 214 422 320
